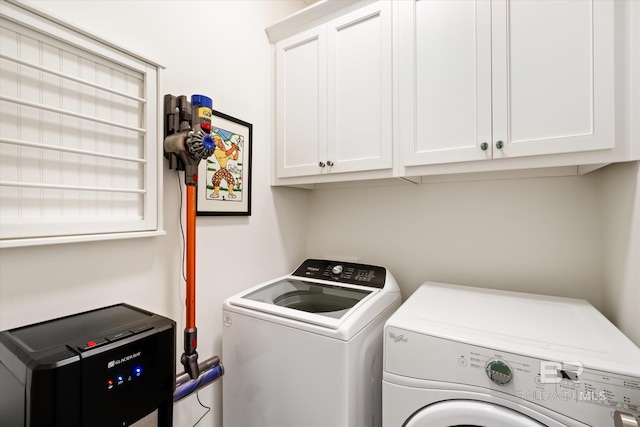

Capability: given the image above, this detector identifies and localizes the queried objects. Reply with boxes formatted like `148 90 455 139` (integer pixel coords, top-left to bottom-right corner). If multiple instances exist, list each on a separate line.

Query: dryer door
405 400 545 427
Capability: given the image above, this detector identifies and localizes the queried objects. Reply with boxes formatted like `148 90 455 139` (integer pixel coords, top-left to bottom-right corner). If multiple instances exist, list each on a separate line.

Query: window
0 1 162 247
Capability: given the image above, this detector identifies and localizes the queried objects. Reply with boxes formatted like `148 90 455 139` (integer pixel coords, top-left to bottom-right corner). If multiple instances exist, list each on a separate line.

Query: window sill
0 230 167 249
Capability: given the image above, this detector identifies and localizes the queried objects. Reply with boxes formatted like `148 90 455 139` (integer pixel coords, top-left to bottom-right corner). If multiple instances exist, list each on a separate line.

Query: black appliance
0 303 176 427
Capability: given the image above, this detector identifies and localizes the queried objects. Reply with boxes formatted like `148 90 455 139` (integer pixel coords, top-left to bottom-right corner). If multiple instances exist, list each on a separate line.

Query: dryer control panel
384 327 640 427
292 259 386 288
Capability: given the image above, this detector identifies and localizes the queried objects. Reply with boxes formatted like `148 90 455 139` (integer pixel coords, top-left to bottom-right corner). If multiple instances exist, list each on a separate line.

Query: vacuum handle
181 327 199 379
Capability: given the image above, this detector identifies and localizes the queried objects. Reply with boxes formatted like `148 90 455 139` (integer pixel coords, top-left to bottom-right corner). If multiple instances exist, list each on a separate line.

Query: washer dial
486 359 513 385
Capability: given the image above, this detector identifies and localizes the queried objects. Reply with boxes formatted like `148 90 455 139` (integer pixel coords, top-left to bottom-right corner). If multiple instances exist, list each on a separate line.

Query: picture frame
196 110 252 216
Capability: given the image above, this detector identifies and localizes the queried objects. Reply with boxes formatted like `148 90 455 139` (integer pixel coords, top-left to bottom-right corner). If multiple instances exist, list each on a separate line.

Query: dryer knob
332 265 344 275
486 359 513 385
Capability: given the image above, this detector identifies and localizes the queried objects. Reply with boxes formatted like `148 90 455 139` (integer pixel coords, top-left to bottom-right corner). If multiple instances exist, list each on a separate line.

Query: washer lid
229 277 376 329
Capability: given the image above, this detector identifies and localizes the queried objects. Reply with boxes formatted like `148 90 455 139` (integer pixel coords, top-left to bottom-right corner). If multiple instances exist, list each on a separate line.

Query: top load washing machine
383 282 640 427
222 259 402 427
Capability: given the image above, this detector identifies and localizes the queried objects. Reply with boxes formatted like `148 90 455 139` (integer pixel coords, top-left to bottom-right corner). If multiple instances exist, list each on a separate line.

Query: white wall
308 173 603 308
601 162 640 345
0 1 308 426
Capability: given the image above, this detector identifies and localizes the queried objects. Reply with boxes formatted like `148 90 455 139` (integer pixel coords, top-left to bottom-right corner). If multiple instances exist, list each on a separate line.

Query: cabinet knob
480 142 488 151
327 160 334 167
318 162 326 168
496 140 504 149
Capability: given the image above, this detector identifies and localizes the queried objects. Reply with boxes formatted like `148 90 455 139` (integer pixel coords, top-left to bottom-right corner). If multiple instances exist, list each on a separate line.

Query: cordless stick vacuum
163 94 224 402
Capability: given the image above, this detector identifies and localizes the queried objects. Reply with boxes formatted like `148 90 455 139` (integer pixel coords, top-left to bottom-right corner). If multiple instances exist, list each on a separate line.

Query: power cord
193 392 211 426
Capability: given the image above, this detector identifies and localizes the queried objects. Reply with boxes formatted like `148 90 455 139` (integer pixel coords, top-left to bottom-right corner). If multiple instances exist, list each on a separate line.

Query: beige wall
601 161 640 345
307 164 640 347
308 173 603 307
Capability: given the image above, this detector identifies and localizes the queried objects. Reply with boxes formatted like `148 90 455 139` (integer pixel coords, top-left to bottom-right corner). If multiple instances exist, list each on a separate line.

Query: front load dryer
383 282 640 427
222 259 402 427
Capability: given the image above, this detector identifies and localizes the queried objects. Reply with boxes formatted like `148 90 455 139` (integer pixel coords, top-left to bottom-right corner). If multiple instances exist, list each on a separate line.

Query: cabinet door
492 0 614 158
400 0 493 166
327 1 393 173
275 27 327 178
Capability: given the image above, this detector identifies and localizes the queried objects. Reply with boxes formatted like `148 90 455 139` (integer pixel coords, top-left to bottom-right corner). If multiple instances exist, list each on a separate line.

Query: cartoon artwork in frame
196 110 252 216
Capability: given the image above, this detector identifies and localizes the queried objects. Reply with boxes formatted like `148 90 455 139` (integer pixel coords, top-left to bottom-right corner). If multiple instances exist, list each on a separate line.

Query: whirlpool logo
388 332 408 343
107 351 142 369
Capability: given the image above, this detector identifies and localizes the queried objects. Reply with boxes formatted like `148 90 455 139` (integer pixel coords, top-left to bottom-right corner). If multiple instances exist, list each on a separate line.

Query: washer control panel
384 326 640 426
292 259 386 288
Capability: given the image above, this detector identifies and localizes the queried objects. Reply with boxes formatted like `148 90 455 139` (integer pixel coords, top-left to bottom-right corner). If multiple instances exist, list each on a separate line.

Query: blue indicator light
134 367 142 376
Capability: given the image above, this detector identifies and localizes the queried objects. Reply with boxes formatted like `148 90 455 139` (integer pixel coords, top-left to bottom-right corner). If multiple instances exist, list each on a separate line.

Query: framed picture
196 110 252 216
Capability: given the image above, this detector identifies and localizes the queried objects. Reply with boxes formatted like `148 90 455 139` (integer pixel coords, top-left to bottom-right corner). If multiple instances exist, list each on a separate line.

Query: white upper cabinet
401 0 615 167
269 0 636 186
492 0 614 159
274 1 392 181
399 0 492 165
276 26 327 178
326 2 392 174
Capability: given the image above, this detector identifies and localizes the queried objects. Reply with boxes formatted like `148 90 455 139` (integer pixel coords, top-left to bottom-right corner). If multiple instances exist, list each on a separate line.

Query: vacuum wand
163 94 214 380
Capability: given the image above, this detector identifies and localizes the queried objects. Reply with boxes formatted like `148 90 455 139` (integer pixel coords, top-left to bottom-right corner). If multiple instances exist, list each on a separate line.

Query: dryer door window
405 400 545 427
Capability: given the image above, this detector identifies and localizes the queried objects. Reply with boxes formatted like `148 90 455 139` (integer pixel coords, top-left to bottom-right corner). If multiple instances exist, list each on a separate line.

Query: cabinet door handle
496 141 504 149
318 162 326 168
327 160 334 167
480 142 488 151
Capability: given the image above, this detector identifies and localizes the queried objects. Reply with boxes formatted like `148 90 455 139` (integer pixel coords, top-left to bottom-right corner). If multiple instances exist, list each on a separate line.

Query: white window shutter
0 1 162 247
